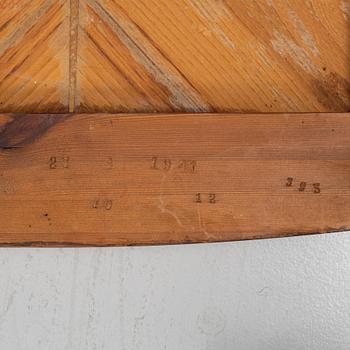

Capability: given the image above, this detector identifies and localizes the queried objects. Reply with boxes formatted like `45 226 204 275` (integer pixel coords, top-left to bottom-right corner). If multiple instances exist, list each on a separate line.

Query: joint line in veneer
68 0 80 113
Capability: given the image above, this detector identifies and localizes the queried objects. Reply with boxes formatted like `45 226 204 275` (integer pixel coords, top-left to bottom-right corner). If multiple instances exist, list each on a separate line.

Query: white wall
0 232 350 350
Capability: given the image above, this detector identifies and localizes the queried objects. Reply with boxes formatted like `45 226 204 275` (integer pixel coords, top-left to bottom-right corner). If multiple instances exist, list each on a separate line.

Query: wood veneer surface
0 0 349 113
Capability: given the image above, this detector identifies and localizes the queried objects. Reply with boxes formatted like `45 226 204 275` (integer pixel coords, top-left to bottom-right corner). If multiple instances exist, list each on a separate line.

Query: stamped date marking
91 199 113 210
49 156 69 169
151 157 196 173
285 177 321 193
196 193 217 204
106 157 114 169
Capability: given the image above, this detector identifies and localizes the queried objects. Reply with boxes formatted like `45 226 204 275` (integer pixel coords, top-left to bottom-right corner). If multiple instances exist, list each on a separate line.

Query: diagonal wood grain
0 113 350 246
0 0 70 112
76 0 350 113
1 0 350 113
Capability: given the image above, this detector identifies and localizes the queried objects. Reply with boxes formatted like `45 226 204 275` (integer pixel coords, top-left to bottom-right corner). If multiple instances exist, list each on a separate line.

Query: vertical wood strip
68 0 79 112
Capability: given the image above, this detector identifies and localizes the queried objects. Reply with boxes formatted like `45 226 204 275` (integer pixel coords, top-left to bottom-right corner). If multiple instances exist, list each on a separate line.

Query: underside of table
1 1 349 245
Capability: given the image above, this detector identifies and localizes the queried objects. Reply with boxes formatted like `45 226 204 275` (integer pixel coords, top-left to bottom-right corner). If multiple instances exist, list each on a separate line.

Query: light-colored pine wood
1 0 350 113
77 0 350 113
0 0 70 112
0 113 349 246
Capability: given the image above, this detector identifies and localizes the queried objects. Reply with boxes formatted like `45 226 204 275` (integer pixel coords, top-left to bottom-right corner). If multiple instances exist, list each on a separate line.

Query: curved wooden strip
0 113 349 246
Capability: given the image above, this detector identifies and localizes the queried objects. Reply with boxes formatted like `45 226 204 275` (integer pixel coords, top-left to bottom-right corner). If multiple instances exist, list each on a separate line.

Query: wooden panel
0 0 69 113
0 113 349 246
1 0 350 113
70 0 350 112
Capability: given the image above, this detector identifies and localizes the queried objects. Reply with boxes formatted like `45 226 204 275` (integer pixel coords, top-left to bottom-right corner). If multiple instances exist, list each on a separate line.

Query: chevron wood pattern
1 0 349 113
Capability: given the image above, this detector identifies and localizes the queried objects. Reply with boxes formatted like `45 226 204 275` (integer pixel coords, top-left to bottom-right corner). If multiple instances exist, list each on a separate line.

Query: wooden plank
0 113 349 246
1 1 349 113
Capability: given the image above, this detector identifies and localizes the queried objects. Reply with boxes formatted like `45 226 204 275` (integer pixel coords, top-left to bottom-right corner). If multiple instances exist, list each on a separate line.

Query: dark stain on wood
312 72 350 111
0 113 69 149
0 102 68 114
